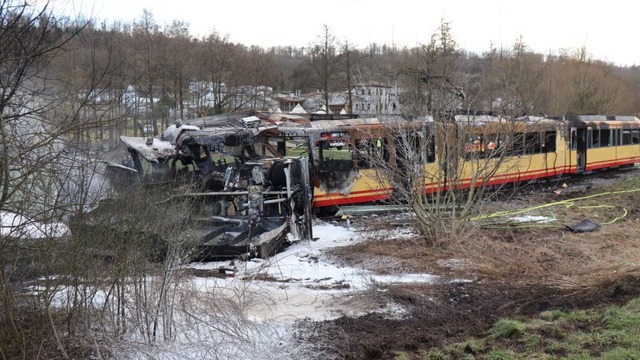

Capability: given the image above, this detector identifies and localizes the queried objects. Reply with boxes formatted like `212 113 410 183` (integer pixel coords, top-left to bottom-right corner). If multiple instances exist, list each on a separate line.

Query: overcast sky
50 0 638 66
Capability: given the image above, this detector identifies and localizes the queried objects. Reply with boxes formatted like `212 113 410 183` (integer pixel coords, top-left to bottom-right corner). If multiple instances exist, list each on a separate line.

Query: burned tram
98 119 314 260
90 112 640 260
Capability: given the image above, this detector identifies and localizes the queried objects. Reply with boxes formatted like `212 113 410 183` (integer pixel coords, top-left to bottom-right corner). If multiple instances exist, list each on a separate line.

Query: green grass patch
419 297 640 359
544 339 581 356
563 309 598 324
460 339 486 355
617 174 640 189
490 319 528 339
423 339 485 359
319 146 353 160
484 349 514 360
519 333 542 352
539 309 568 321
422 349 449 360
601 347 640 360
624 298 640 312
393 351 410 360
601 305 640 331
565 353 594 360
590 329 640 348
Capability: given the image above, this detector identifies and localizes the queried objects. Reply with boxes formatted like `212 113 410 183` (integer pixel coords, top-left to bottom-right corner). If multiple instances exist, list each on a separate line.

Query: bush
490 319 527 339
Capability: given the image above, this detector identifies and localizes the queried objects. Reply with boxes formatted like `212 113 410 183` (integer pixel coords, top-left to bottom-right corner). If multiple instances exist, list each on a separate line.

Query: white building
351 81 400 116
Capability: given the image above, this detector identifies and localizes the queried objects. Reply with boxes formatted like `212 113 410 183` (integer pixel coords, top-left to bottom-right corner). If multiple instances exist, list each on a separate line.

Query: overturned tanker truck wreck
98 119 315 260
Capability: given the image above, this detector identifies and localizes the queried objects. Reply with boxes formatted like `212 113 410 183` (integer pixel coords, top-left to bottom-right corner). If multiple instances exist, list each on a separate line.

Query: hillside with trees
46 10 640 142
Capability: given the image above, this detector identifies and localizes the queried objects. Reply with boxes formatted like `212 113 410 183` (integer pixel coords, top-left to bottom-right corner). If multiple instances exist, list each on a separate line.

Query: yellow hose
472 188 640 227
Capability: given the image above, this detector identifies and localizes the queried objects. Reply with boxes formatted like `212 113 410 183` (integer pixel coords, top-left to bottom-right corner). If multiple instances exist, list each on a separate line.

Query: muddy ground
295 169 640 359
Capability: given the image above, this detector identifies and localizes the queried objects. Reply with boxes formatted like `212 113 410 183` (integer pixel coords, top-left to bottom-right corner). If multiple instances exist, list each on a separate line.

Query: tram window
624 129 640 145
618 129 623 145
354 137 389 168
600 129 611 147
317 132 354 170
394 134 417 164
506 132 526 156
587 129 593 149
380 138 390 162
592 129 601 148
543 131 556 152
463 133 501 158
464 134 491 158
426 136 436 163
623 129 632 145
483 134 499 158
394 133 435 165
318 143 352 158
612 129 617 146
524 132 542 154
355 139 370 168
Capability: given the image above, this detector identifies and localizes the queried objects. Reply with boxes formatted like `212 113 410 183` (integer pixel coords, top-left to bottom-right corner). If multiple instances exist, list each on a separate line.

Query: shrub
490 319 527 339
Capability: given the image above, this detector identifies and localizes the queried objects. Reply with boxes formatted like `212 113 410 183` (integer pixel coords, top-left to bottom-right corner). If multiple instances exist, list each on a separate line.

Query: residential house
276 94 305 112
351 81 399 116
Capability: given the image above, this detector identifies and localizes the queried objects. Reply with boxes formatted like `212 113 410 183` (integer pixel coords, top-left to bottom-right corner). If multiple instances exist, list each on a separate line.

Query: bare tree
131 9 162 135
165 19 193 121
479 37 549 117
368 22 545 244
343 40 358 113
0 1 104 357
557 47 633 115
309 25 342 112
199 30 237 115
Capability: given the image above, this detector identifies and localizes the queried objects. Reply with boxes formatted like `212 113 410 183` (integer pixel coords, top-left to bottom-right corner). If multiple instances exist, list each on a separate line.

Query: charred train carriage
100 124 314 260
96 114 640 260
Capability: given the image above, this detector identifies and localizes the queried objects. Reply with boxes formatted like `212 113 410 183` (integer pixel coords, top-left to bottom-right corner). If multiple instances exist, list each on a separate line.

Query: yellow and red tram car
300 115 640 208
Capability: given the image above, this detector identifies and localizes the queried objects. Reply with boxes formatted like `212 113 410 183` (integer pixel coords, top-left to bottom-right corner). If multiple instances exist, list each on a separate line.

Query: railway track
497 165 640 200
319 165 640 220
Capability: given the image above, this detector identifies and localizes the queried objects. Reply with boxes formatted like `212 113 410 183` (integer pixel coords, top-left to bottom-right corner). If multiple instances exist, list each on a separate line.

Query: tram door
571 127 587 173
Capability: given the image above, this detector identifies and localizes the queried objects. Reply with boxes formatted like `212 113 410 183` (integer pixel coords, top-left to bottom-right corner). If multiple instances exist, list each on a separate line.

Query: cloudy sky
50 0 638 66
